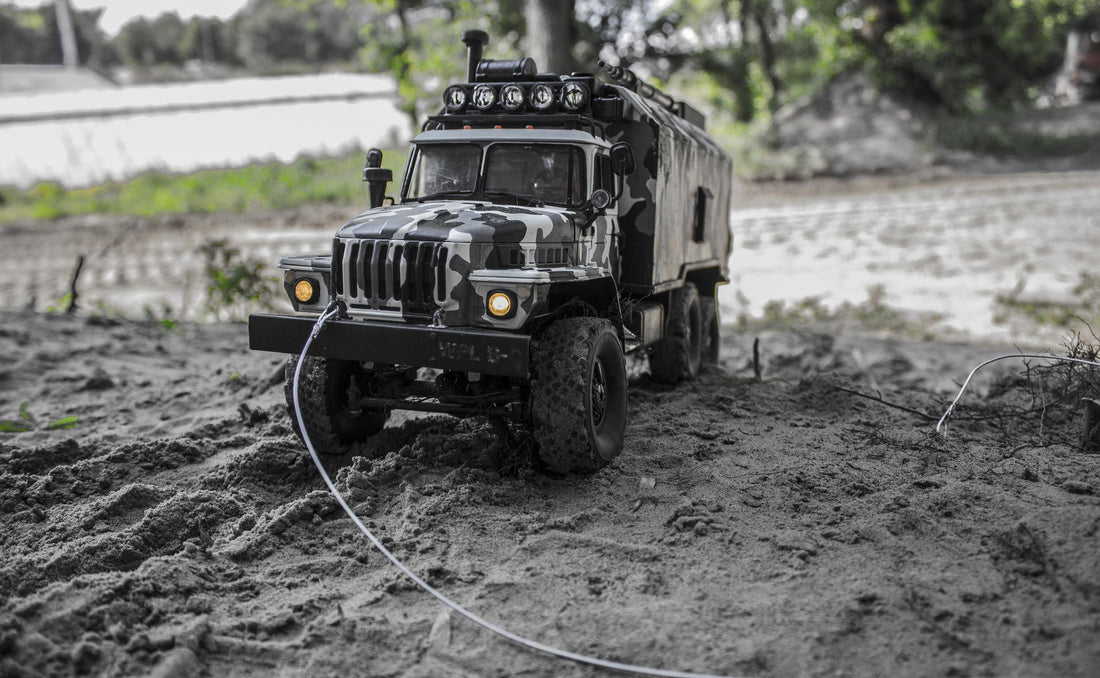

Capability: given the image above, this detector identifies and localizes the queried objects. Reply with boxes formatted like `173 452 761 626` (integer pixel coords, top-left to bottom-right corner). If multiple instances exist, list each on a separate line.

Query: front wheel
529 318 627 474
283 355 388 456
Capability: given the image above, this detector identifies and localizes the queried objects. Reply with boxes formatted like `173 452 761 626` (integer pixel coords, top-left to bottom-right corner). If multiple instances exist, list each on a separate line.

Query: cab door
589 151 620 278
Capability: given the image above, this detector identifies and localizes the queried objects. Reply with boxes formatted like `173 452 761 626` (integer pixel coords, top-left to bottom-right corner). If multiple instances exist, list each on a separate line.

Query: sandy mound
1 311 1098 677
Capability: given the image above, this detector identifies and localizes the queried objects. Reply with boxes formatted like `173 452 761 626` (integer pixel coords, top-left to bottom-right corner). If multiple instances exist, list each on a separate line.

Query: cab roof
411 128 608 148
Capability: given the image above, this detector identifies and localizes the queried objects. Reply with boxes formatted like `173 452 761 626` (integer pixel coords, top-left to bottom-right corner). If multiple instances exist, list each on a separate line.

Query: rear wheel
700 296 720 370
530 318 627 474
284 355 388 456
650 282 703 383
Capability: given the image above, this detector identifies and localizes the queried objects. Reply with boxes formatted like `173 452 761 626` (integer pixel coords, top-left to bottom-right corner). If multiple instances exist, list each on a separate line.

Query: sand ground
1 307 1097 677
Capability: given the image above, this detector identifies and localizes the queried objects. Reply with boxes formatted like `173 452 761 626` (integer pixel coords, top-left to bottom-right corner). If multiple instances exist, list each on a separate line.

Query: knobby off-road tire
700 295 720 370
530 317 627 474
650 282 703 383
1083 398 1100 453
283 355 387 456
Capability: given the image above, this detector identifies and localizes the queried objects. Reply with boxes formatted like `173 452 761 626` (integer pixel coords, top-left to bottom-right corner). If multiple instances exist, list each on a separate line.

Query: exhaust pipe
462 29 489 83
362 148 392 209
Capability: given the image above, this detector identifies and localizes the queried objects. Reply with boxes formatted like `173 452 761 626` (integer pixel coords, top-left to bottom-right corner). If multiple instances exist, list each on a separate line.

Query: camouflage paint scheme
606 85 733 293
332 197 613 330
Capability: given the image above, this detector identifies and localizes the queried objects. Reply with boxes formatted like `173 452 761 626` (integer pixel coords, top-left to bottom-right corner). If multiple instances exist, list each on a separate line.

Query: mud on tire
650 282 703 383
529 317 627 474
284 355 387 456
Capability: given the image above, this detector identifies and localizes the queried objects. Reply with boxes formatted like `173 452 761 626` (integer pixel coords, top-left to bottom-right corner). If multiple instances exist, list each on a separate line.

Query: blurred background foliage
3 0 1098 131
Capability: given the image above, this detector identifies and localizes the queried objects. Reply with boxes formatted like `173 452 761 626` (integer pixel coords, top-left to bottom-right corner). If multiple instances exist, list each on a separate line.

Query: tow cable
291 302 737 678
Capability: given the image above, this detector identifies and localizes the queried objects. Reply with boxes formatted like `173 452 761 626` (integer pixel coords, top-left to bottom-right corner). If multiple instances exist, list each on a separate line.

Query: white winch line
291 303 738 678
936 353 1100 438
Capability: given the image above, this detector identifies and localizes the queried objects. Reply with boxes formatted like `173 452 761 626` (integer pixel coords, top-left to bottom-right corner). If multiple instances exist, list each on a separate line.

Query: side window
595 154 613 192
693 186 712 243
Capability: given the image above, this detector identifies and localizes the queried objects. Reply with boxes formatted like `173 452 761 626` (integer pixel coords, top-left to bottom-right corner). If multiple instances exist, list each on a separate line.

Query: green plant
736 285 943 337
44 292 73 314
0 401 79 433
143 304 180 331
200 239 277 321
995 272 1100 329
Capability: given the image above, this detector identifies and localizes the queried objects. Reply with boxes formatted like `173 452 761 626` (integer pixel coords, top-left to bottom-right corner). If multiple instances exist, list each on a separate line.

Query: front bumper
248 313 530 377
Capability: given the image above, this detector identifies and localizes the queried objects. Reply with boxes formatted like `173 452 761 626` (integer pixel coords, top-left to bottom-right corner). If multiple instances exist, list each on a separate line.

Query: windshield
484 144 585 207
406 144 480 199
404 142 587 207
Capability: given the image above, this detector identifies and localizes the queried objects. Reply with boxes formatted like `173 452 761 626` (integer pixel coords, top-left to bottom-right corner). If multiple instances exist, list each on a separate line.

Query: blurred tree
834 0 1100 110
149 13 185 64
356 0 524 128
526 0 575 74
116 18 160 66
578 0 781 122
180 18 231 63
54 0 77 67
238 3 321 66
579 0 1100 124
236 0 366 68
0 3 111 67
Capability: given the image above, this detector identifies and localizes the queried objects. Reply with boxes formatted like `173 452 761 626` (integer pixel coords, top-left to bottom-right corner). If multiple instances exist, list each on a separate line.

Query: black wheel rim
591 359 607 428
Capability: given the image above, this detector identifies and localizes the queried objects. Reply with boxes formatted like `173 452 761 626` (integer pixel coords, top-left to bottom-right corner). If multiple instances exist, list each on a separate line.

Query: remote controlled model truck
249 31 732 473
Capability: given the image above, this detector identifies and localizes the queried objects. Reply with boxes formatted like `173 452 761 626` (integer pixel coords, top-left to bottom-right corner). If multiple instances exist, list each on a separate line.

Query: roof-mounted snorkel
462 29 489 83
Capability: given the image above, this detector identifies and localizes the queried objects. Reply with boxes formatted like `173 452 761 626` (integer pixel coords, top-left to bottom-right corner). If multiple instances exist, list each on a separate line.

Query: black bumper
248 314 530 378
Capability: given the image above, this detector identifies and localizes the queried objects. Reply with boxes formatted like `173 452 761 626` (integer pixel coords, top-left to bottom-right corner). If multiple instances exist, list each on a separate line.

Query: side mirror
589 189 611 211
610 142 635 175
362 148 393 209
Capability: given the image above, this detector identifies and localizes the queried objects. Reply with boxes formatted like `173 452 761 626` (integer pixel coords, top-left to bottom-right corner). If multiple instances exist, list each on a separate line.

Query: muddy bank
1 311 1098 677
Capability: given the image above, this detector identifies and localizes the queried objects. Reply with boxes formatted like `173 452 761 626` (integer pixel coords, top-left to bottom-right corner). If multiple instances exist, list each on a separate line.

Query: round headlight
500 84 525 111
487 291 514 317
530 83 555 111
472 85 496 110
561 82 589 111
444 85 468 112
294 278 318 304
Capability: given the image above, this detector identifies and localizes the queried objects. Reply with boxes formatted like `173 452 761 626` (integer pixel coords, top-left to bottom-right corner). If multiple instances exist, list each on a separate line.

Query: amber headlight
487 291 515 318
294 278 318 304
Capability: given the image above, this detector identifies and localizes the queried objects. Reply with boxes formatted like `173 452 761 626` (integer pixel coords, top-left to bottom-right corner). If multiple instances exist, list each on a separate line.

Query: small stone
742 495 763 508
1063 480 1094 495
72 641 100 672
125 633 150 652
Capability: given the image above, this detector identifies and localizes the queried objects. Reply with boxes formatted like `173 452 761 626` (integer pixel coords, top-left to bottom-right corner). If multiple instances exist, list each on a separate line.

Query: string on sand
291 303 738 678
936 353 1100 438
